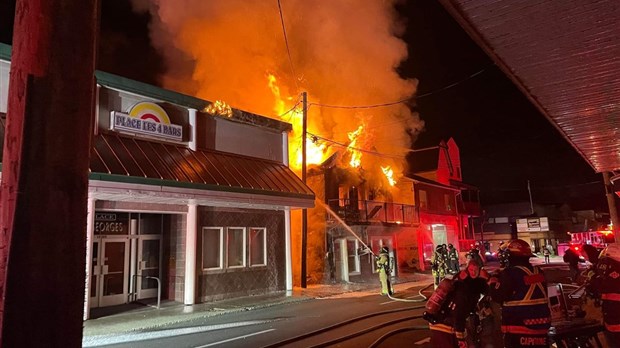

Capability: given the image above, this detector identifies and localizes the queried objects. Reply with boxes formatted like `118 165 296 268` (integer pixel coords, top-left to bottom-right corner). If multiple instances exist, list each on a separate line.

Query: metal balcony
327 199 419 225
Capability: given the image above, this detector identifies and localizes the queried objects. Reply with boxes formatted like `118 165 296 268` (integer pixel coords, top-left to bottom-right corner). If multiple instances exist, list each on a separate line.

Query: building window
227 227 246 268
347 239 361 275
202 227 223 270
249 227 266 267
495 217 509 223
444 194 452 211
419 190 428 209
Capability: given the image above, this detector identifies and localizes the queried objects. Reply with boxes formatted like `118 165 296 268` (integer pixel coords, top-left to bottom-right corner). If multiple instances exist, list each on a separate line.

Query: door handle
102 265 109 274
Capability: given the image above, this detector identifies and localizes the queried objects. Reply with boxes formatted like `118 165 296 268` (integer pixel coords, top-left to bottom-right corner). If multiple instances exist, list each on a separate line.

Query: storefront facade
0 43 314 319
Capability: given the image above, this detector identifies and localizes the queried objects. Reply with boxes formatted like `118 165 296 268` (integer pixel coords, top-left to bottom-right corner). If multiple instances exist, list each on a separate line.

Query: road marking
82 320 279 347
194 329 275 348
415 337 431 344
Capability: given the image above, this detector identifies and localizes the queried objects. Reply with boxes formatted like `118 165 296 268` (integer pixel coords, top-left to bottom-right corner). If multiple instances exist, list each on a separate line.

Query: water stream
316 200 375 256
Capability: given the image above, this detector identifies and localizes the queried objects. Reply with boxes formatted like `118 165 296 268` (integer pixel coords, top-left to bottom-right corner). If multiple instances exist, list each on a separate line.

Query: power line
308 132 407 160
417 67 487 99
276 0 300 91
307 66 489 110
308 97 412 110
278 95 303 121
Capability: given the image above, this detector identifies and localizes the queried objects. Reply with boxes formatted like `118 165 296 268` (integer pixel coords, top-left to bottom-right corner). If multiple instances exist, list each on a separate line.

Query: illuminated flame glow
381 165 396 186
347 125 364 168
204 100 233 118
267 74 329 170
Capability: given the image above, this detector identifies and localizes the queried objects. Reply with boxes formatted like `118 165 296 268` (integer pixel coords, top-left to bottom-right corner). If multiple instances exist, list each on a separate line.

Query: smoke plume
131 0 422 163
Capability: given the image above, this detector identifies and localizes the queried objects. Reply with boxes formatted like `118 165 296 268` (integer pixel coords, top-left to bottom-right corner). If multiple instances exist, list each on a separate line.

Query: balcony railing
327 199 419 225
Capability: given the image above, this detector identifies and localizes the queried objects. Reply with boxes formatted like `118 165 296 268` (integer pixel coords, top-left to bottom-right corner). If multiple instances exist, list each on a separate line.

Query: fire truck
568 230 615 250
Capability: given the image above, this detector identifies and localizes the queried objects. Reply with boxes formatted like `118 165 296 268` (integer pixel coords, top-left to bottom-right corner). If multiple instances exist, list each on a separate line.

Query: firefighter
447 243 460 274
375 246 393 295
585 243 620 346
432 245 448 288
423 258 489 347
488 239 551 347
467 247 484 267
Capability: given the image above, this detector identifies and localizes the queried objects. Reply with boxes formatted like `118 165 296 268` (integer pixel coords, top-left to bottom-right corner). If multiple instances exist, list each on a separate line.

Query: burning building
304 137 481 284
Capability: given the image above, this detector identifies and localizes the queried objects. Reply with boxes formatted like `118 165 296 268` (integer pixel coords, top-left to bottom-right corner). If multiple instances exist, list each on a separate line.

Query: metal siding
440 0 620 172
89 133 314 199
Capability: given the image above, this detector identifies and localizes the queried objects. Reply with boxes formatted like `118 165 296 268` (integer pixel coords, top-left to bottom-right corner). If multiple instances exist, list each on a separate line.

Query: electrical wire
278 96 303 120
417 67 488 99
309 97 412 110
276 0 300 91
306 65 489 110
308 132 406 160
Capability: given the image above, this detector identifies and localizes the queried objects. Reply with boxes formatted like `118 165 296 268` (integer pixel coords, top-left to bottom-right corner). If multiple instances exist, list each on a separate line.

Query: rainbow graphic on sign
110 102 183 142
128 102 171 124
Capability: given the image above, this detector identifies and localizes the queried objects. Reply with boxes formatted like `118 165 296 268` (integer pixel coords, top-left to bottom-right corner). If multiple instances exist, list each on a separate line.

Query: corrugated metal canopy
89 132 314 208
439 0 620 173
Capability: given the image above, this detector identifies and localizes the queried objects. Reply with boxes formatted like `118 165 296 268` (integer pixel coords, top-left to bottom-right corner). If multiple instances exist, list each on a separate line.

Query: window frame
347 238 361 276
226 227 247 269
202 227 224 271
419 190 428 209
249 227 267 267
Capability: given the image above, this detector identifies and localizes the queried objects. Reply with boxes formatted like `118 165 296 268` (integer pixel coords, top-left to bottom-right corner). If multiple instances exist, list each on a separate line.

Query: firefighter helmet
436 245 443 251
600 243 620 262
380 246 389 254
505 239 535 258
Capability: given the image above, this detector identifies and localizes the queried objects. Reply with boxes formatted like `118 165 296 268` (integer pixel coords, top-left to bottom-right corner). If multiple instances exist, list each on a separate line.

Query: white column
283 131 293 292
129 219 138 301
184 203 197 305
285 208 293 292
83 196 95 320
188 108 197 151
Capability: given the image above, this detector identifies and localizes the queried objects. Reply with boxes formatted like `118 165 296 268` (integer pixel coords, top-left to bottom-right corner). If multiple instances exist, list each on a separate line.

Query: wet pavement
82 272 435 346
81 256 572 346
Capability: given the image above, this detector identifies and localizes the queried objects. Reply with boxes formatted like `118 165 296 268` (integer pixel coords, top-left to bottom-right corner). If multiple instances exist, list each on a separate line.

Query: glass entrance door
99 238 129 307
137 236 161 299
89 241 100 307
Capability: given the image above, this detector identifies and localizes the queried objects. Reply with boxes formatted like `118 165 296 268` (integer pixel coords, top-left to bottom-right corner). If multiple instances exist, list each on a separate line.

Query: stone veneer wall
165 214 186 302
196 207 286 302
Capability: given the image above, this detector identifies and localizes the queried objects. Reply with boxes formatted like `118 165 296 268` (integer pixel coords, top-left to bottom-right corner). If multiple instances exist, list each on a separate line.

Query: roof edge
89 173 315 201
436 0 597 172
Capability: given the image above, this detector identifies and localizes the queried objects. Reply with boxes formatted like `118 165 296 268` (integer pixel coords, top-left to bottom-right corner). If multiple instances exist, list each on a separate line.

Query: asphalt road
91 261 577 348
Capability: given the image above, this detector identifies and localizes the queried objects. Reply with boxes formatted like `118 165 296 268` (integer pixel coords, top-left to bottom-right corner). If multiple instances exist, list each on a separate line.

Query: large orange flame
347 125 364 168
381 165 396 186
267 74 329 170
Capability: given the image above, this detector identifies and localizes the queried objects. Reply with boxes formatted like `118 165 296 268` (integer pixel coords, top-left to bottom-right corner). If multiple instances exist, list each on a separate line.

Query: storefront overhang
90 132 315 209
438 0 620 173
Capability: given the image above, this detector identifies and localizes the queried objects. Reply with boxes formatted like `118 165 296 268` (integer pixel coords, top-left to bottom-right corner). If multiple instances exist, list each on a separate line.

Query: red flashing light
573 246 580 251
601 231 614 235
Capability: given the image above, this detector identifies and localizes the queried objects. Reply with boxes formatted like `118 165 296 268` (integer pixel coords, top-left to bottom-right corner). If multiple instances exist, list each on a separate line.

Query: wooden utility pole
0 1 98 346
301 91 308 288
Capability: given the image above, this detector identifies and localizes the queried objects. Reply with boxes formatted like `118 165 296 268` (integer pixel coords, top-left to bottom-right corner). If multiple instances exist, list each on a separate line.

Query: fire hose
387 282 433 302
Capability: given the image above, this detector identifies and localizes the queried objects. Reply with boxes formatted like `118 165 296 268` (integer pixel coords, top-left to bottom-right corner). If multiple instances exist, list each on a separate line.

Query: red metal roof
90 132 314 201
439 0 620 173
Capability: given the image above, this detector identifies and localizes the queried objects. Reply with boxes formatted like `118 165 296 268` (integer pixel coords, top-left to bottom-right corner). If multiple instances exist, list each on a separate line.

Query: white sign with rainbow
110 102 183 142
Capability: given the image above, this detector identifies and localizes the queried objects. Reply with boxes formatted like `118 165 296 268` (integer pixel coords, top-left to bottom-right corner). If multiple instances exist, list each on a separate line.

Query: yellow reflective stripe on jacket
429 323 454 334
503 266 546 307
503 298 548 306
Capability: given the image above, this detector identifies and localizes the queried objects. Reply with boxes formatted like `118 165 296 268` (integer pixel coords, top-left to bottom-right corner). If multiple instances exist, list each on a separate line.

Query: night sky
0 0 608 211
